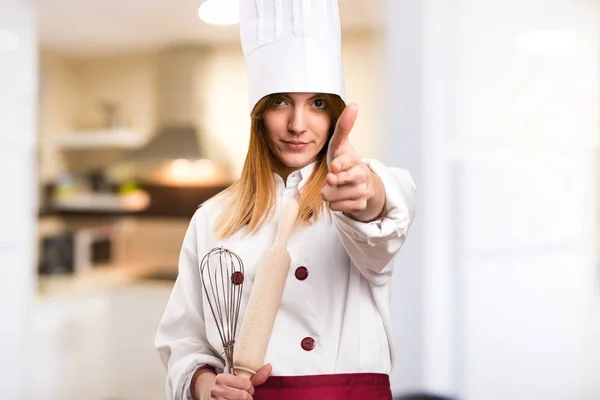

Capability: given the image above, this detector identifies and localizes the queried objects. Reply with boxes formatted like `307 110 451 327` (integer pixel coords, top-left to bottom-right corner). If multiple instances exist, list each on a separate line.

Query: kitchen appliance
39 233 75 275
73 224 116 271
39 222 123 275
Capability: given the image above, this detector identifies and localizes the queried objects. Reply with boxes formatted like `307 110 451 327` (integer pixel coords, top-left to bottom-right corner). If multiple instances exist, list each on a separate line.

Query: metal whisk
200 247 245 372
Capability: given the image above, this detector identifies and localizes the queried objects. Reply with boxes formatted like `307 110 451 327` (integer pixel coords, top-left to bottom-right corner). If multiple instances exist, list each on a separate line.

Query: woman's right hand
194 364 272 400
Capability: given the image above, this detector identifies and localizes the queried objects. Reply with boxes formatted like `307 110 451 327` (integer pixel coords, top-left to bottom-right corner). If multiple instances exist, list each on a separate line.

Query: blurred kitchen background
1 0 600 399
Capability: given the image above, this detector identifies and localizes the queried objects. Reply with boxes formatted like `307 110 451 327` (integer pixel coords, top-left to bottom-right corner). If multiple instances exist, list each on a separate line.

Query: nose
288 106 307 135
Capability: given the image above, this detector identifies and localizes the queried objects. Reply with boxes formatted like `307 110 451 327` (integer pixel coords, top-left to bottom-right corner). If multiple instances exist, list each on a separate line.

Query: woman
155 1 416 399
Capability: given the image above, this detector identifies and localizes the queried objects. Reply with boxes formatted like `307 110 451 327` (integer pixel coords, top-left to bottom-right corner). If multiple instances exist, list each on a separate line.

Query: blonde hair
211 93 346 240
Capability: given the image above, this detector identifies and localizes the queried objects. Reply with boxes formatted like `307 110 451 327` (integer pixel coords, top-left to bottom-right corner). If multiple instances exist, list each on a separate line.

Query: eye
312 98 326 109
272 97 287 108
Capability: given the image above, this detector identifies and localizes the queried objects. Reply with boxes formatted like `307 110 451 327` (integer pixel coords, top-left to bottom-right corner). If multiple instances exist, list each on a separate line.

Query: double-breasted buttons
295 266 308 281
301 337 315 351
231 271 244 285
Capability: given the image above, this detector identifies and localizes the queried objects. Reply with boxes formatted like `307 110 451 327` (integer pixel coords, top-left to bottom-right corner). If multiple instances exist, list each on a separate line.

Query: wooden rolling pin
233 197 299 379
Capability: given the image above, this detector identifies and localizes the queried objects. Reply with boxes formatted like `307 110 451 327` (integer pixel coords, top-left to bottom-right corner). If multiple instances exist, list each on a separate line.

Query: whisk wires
200 247 245 372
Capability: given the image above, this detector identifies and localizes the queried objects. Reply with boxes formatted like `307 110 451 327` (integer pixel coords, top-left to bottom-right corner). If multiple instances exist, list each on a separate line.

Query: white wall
386 0 599 398
38 52 79 182
0 0 38 398
384 0 427 394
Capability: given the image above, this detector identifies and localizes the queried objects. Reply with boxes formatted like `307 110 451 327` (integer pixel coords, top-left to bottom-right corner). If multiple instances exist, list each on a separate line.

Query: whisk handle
273 198 299 248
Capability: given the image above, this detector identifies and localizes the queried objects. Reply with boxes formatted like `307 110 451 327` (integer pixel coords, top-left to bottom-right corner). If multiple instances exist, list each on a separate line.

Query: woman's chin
280 153 317 169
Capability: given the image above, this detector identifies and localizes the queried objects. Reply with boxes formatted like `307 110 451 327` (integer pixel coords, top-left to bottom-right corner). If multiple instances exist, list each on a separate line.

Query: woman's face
262 92 332 178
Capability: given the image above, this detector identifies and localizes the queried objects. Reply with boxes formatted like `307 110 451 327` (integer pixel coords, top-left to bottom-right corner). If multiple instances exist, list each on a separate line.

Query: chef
155 0 416 399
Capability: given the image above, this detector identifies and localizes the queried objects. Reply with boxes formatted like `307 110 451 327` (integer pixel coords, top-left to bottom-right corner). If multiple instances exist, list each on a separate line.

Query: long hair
211 92 346 240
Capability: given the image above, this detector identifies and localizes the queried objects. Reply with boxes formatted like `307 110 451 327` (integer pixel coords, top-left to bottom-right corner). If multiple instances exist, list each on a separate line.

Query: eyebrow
278 93 324 103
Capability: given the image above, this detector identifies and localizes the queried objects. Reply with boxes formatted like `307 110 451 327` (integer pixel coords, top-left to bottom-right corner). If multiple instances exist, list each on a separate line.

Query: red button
231 271 244 285
295 266 308 281
301 337 315 351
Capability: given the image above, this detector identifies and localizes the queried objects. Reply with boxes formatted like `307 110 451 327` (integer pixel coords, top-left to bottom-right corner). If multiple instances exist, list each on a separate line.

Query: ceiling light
198 0 239 26
0 30 19 52
516 30 578 56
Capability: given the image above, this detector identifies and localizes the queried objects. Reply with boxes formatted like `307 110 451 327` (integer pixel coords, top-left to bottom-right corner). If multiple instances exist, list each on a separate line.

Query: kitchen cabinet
31 293 113 400
104 283 173 400
31 280 173 400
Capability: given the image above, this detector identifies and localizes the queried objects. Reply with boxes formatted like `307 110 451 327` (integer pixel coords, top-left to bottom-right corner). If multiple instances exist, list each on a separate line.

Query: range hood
123 45 232 186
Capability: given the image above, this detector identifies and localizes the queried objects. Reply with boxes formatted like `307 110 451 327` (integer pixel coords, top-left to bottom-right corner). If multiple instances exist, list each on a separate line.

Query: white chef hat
239 0 347 114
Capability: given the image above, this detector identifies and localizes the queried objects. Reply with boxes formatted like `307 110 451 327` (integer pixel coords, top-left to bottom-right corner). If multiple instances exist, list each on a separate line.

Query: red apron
253 373 392 400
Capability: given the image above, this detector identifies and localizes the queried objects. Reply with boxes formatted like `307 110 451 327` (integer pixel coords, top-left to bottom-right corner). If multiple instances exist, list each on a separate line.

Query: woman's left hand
322 104 386 223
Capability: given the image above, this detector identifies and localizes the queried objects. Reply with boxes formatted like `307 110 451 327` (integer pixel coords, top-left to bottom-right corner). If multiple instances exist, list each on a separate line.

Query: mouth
282 140 310 151
283 140 308 145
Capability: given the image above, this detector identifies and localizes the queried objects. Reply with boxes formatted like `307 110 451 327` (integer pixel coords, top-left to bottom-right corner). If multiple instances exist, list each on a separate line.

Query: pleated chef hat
239 0 347 113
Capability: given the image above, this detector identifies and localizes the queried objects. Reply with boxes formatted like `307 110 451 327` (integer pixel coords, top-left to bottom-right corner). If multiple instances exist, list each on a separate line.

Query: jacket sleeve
331 158 416 285
155 209 225 400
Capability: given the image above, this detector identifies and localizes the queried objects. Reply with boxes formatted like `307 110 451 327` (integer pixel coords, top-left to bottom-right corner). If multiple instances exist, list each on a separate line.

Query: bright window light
0 30 19 52
198 0 239 26
516 30 578 56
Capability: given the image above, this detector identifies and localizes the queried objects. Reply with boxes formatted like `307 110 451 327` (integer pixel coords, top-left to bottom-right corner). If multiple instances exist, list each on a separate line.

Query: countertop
36 264 175 302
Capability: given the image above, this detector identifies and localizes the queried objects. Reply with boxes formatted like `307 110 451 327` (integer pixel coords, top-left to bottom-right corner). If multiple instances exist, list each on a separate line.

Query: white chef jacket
155 158 416 400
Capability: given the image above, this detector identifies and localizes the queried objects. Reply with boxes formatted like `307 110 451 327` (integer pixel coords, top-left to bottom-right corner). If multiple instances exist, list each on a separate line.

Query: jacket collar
273 161 317 191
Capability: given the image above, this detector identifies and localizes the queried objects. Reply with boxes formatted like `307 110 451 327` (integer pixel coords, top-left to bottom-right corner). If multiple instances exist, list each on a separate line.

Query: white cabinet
31 294 112 400
105 284 173 400
31 282 173 400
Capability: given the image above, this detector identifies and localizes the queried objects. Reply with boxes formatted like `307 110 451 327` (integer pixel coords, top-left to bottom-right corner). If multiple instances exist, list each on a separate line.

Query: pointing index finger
329 103 358 152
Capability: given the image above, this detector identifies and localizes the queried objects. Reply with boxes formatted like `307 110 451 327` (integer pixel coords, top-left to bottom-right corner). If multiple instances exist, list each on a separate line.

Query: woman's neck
272 158 304 182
